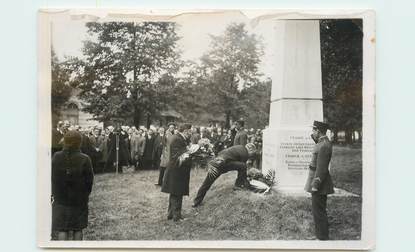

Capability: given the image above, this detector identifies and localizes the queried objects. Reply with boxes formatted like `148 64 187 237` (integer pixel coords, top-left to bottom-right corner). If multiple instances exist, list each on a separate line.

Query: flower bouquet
187 138 215 169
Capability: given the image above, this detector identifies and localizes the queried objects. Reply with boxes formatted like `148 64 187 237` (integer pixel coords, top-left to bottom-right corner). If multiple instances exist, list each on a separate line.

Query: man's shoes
154 183 161 186
234 181 253 191
173 216 186 222
233 185 244 191
167 215 173 220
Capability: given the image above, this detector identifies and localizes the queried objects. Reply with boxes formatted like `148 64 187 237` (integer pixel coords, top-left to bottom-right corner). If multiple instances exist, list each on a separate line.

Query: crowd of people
51 119 264 174
51 118 334 241
50 118 265 240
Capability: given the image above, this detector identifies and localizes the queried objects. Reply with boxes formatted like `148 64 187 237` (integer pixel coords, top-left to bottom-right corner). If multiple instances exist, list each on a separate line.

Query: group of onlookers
51 119 264 174
51 119 335 241
50 118 264 240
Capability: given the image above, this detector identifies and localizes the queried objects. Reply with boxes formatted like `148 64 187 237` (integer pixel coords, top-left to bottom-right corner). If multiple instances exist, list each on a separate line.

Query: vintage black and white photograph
37 9 375 249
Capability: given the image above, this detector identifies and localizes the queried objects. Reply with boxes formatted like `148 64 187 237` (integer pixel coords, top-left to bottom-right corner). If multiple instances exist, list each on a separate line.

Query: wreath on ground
247 168 276 194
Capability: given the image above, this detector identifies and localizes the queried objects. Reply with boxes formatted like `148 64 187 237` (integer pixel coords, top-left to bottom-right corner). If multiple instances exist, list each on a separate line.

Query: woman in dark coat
51 130 94 240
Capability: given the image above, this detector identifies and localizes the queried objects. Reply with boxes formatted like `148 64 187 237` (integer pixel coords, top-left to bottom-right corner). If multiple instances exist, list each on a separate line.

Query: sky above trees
51 11 275 81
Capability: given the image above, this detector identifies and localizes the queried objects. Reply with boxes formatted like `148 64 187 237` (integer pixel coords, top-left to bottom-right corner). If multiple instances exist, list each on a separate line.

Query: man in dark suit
142 128 156 169
192 143 257 208
190 126 201 144
304 121 334 240
153 127 166 185
105 124 130 173
161 123 192 221
199 127 210 140
233 118 248 146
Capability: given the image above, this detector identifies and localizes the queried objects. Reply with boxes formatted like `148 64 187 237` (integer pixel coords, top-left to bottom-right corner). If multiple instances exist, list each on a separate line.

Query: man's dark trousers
157 166 166 185
194 161 247 206
311 193 329 240
167 194 183 221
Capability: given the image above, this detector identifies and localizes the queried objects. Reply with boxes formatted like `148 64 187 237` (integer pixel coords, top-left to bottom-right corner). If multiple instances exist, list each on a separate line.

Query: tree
320 19 363 143
200 23 264 128
51 49 73 125
168 61 210 124
70 22 181 127
237 78 272 129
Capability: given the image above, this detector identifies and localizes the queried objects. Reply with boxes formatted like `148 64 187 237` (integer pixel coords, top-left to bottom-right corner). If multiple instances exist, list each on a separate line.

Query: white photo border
37 9 375 250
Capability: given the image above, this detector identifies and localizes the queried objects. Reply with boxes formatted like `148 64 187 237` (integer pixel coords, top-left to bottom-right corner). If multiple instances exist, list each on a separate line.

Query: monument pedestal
263 127 316 193
262 20 323 193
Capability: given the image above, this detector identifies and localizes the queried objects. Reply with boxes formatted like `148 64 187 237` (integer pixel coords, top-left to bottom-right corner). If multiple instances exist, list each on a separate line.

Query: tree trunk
146 114 152 129
133 107 141 128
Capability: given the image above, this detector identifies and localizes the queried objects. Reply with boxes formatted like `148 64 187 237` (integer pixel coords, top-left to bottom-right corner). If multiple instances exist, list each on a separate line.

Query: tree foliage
200 23 264 127
70 22 181 126
320 19 363 142
237 78 272 129
168 61 210 124
51 49 73 125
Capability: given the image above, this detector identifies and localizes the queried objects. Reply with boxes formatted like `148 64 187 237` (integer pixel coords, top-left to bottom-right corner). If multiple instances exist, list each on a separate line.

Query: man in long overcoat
153 127 166 185
105 125 130 173
190 127 201 144
157 124 175 184
304 120 334 240
161 123 192 221
233 119 248 146
142 128 156 169
130 129 146 170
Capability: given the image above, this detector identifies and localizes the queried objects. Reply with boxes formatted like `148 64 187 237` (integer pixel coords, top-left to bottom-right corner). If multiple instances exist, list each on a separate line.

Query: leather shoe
173 216 186 222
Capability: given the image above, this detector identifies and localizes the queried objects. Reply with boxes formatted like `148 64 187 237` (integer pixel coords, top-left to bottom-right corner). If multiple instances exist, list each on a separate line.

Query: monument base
270 186 360 198
272 185 308 196
262 127 315 194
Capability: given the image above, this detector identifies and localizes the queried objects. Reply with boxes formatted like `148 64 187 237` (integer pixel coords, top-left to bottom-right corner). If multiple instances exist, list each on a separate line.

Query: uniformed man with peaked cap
305 120 334 240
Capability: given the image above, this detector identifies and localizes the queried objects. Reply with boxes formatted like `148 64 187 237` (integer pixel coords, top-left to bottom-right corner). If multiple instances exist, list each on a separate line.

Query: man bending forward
192 143 257 207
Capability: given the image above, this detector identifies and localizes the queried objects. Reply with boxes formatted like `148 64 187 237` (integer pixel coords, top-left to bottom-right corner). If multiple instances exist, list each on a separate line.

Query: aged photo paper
37 9 375 250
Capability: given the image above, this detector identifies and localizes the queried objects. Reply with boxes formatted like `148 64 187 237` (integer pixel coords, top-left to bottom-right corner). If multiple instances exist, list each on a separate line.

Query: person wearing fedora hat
161 123 193 222
305 120 334 240
192 143 257 208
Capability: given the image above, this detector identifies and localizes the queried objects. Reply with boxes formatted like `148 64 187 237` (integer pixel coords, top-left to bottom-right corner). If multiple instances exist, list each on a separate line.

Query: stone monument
262 20 324 193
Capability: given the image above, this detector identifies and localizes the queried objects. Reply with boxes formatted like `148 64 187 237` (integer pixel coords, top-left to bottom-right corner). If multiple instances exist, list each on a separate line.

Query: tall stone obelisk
262 20 324 193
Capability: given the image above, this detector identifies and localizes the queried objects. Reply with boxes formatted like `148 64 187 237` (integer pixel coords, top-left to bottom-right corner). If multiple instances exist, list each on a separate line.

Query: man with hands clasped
304 120 334 240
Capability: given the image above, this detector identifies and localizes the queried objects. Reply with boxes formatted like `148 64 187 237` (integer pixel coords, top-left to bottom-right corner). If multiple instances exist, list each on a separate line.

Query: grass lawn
84 145 361 240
